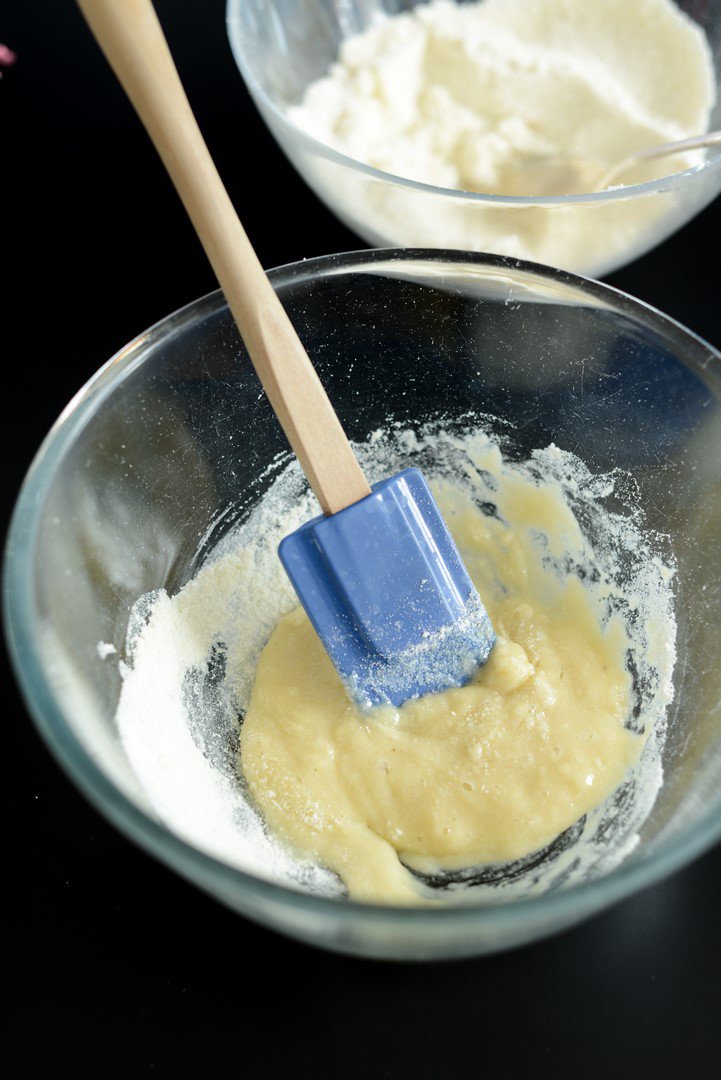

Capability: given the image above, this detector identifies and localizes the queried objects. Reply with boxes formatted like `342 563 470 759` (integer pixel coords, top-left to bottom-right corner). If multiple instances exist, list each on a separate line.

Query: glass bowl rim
5 247 721 928
225 0 721 209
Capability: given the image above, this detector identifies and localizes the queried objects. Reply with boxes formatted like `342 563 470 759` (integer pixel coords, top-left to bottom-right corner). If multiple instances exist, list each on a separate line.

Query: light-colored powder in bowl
286 0 716 273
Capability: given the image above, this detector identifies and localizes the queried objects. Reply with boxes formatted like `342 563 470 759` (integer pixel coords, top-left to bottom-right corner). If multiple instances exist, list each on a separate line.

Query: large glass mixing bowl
227 0 721 278
5 250 721 961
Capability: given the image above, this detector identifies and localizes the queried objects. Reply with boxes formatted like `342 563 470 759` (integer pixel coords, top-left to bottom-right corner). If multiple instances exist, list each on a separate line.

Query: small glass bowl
227 0 721 277
5 250 721 960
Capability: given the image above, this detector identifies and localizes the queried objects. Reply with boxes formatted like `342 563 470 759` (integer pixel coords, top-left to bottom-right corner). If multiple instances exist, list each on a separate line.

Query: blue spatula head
279 468 495 708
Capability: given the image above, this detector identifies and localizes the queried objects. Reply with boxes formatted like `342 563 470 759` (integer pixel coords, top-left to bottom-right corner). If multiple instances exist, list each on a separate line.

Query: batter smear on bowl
116 421 676 905
242 450 658 902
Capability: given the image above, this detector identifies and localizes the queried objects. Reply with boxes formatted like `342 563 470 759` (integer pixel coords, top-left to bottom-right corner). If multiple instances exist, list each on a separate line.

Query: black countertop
3 2 720 1076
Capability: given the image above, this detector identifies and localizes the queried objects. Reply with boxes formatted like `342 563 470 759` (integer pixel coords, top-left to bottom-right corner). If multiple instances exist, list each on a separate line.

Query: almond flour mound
290 0 714 195
286 0 716 274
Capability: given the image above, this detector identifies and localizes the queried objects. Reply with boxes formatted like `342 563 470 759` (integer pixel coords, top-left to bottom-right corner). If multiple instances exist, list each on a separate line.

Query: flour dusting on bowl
114 417 676 904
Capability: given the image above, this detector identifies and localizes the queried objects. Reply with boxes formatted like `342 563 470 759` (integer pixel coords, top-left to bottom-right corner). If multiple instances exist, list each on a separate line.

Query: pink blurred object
0 43 17 76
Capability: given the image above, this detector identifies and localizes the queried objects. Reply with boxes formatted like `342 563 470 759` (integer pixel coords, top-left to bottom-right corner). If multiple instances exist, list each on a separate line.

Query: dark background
3 2 720 1076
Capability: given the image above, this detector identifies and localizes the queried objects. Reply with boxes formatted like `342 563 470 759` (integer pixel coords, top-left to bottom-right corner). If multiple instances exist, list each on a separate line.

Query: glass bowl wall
5 250 721 960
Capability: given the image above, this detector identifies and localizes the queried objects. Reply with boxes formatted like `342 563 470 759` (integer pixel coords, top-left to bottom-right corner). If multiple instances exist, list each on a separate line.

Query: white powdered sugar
291 0 714 193
286 0 716 274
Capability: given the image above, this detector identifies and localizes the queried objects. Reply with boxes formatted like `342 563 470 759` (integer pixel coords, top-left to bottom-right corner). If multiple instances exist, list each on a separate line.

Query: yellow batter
239 469 642 904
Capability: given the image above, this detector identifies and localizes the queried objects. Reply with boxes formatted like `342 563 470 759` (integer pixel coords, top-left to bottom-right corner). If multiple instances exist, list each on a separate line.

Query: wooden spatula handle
76 0 371 516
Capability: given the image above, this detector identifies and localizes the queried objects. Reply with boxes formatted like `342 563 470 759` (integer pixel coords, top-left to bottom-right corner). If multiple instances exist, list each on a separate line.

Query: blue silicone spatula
78 0 495 707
